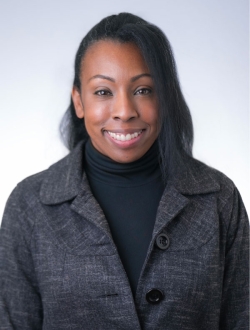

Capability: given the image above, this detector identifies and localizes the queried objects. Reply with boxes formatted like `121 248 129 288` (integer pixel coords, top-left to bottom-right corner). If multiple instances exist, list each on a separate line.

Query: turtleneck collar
84 139 163 187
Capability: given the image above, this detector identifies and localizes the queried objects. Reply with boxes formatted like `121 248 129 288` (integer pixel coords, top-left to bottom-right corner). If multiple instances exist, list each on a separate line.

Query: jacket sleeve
219 187 249 330
0 186 43 329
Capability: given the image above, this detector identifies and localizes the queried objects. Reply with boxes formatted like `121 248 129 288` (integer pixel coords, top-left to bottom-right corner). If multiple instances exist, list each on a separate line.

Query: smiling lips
107 130 143 141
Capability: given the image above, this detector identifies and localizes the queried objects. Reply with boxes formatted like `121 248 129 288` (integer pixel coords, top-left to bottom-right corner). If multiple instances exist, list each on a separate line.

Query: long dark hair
60 13 193 182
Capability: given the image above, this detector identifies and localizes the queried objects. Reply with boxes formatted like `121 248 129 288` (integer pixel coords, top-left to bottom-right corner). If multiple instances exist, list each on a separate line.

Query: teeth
107 130 142 141
125 134 131 141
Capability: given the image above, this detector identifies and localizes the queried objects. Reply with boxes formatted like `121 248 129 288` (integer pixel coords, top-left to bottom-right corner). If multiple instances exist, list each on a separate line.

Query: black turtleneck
84 140 165 296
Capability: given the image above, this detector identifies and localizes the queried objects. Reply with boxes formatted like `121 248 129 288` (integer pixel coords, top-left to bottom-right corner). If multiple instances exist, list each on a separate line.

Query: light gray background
0 0 249 222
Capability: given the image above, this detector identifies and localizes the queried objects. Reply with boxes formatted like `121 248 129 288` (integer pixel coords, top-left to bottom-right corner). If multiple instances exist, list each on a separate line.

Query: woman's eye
94 90 112 96
135 88 152 95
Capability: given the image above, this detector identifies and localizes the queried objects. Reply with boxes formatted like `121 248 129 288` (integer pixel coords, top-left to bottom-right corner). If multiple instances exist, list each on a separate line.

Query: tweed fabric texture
0 142 249 329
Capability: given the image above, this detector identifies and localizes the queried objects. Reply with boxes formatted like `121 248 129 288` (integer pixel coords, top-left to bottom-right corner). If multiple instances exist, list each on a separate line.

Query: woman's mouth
107 130 143 141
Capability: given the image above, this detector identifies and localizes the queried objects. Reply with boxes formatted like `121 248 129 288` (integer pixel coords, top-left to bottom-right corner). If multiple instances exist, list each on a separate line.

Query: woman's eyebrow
88 74 115 82
88 73 152 83
131 73 152 82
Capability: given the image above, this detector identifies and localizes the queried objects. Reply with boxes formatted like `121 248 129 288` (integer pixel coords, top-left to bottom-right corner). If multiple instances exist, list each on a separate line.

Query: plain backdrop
0 0 249 222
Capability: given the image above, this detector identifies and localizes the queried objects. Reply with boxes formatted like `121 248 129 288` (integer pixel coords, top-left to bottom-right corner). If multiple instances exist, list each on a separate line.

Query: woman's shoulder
181 156 249 219
6 141 85 212
174 155 248 218
189 156 234 186
174 155 235 196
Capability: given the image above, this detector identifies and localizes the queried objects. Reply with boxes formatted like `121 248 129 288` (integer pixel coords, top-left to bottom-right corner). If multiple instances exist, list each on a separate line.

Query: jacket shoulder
15 154 70 199
175 155 235 197
3 150 75 219
190 157 235 189
5 141 84 211
185 157 245 215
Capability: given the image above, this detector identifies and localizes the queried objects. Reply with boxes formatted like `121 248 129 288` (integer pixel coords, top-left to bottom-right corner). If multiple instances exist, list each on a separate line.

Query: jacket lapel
152 156 221 250
70 173 113 239
40 141 113 242
39 143 221 251
153 185 189 237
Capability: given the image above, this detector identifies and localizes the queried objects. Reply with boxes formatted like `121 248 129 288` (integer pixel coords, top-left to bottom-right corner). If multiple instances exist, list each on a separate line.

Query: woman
0 13 249 329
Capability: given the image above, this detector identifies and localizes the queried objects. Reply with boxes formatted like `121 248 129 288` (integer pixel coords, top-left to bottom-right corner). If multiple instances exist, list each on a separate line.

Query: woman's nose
112 93 139 121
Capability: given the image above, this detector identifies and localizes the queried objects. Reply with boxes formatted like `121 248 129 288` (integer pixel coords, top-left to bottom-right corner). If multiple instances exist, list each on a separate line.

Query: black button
155 233 170 250
146 289 164 304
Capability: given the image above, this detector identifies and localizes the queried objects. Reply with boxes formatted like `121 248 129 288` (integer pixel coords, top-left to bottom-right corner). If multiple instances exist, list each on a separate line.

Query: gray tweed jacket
0 142 249 329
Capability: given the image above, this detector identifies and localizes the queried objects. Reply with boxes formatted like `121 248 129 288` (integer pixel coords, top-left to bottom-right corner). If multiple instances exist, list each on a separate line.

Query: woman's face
72 40 159 163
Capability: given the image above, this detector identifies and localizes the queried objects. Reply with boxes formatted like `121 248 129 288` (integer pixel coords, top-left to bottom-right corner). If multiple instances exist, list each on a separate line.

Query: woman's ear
72 87 84 119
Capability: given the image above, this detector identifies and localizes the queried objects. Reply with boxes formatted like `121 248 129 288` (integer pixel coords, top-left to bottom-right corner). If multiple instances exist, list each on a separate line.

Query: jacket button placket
144 232 170 304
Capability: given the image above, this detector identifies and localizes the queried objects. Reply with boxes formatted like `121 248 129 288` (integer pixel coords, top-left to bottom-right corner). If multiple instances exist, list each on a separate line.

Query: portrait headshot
0 0 249 329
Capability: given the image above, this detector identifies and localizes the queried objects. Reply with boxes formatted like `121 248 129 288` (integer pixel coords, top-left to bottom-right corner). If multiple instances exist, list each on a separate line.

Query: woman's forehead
80 40 150 80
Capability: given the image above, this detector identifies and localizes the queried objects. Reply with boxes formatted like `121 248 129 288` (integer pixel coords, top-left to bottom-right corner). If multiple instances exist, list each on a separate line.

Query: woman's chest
30 193 225 329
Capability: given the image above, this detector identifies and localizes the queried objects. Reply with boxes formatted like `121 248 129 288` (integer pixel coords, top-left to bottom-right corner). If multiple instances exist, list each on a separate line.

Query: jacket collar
40 142 85 205
170 155 220 195
40 142 220 205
